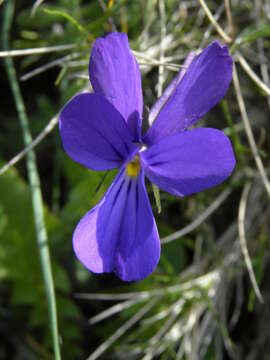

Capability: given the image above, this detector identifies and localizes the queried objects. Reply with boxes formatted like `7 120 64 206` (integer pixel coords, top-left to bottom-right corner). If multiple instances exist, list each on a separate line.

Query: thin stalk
236 51 270 97
220 99 244 157
232 66 270 200
1 1 61 359
198 0 232 43
0 43 76 58
0 115 58 176
161 188 231 244
238 182 263 303
151 0 167 214
225 0 234 39
87 298 160 360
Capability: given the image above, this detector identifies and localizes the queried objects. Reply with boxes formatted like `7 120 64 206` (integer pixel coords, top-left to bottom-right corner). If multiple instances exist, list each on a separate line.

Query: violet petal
144 42 233 145
148 51 196 126
59 93 135 171
141 128 236 196
72 167 160 282
89 32 143 141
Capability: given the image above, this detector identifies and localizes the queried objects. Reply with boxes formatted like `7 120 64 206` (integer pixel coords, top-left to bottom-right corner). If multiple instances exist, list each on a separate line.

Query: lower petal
141 128 236 196
73 167 160 281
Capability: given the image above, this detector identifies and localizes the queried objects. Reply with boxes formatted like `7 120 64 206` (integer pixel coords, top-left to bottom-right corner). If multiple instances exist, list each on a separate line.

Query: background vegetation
0 0 270 359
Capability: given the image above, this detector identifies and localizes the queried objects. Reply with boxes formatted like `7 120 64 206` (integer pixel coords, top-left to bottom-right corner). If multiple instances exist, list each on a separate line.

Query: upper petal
89 32 143 141
144 42 233 145
148 51 196 126
141 128 236 196
73 167 160 282
59 93 135 171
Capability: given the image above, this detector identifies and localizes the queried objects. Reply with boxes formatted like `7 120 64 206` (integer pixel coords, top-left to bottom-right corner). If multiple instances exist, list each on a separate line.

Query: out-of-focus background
0 0 270 359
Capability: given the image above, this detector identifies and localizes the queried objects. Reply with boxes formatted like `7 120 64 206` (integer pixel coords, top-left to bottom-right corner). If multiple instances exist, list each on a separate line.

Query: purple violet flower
59 32 236 282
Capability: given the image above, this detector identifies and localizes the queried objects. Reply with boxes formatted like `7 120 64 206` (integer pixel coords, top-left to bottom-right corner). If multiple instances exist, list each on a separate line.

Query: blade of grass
1 1 61 359
43 7 92 41
231 21 270 52
220 99 244 157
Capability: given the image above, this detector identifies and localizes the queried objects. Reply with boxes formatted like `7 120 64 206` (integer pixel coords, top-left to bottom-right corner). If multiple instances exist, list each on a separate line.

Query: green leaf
0 162 81 357
158 223 187 274
43 7 91 39
231 21 270 52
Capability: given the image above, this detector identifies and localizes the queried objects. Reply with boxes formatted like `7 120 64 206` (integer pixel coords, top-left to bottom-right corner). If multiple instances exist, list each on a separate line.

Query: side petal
148 51 196 126
59 93 135 171
144 42 233 145
141 128 236 196
89 32 143 140
73 168 160 282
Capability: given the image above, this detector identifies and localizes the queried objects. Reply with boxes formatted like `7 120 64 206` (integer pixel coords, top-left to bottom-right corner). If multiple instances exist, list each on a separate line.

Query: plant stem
1 1 61 359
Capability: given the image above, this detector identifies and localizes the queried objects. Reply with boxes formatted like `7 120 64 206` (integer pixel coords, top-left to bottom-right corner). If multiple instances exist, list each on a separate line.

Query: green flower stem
1 1 61 359
152 184 162 214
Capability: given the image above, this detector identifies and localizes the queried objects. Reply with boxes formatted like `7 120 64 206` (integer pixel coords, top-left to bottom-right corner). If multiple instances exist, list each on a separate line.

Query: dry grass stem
233 66 270 199
0 115 58 176
161 188 231 244
87 298 159 360
236 51 270 97
20 52 84 81
157 0 166 98
200 3 225 48
238 182 263 303
88 298 145 325
197 0 232 43
0 44 76 57
225 0 234 38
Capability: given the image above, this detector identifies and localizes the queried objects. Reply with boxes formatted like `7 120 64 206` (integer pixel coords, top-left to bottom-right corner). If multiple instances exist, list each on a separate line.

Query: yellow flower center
126 155 140 178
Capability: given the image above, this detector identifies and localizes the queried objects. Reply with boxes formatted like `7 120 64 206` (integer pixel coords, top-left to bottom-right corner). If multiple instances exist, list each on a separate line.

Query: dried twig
200 3 225 48
0 43 76 58
236 51 270 97
197 0 232 43
232 66 270 199
255 0 270 107
76 271 220 303
238 182 263 303
88 298 145 325
157 0 166 98
0 115 58 176
161 188 232 244
87 298 159 360
225 0 234 39
20 52 85 81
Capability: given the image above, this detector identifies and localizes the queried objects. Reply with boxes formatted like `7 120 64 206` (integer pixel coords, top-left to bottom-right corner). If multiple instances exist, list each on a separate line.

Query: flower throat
126 155 140 178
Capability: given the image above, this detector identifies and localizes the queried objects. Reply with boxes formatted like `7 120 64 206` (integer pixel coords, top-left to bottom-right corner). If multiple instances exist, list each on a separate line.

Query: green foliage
231 21 270 52
0 162 82 357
